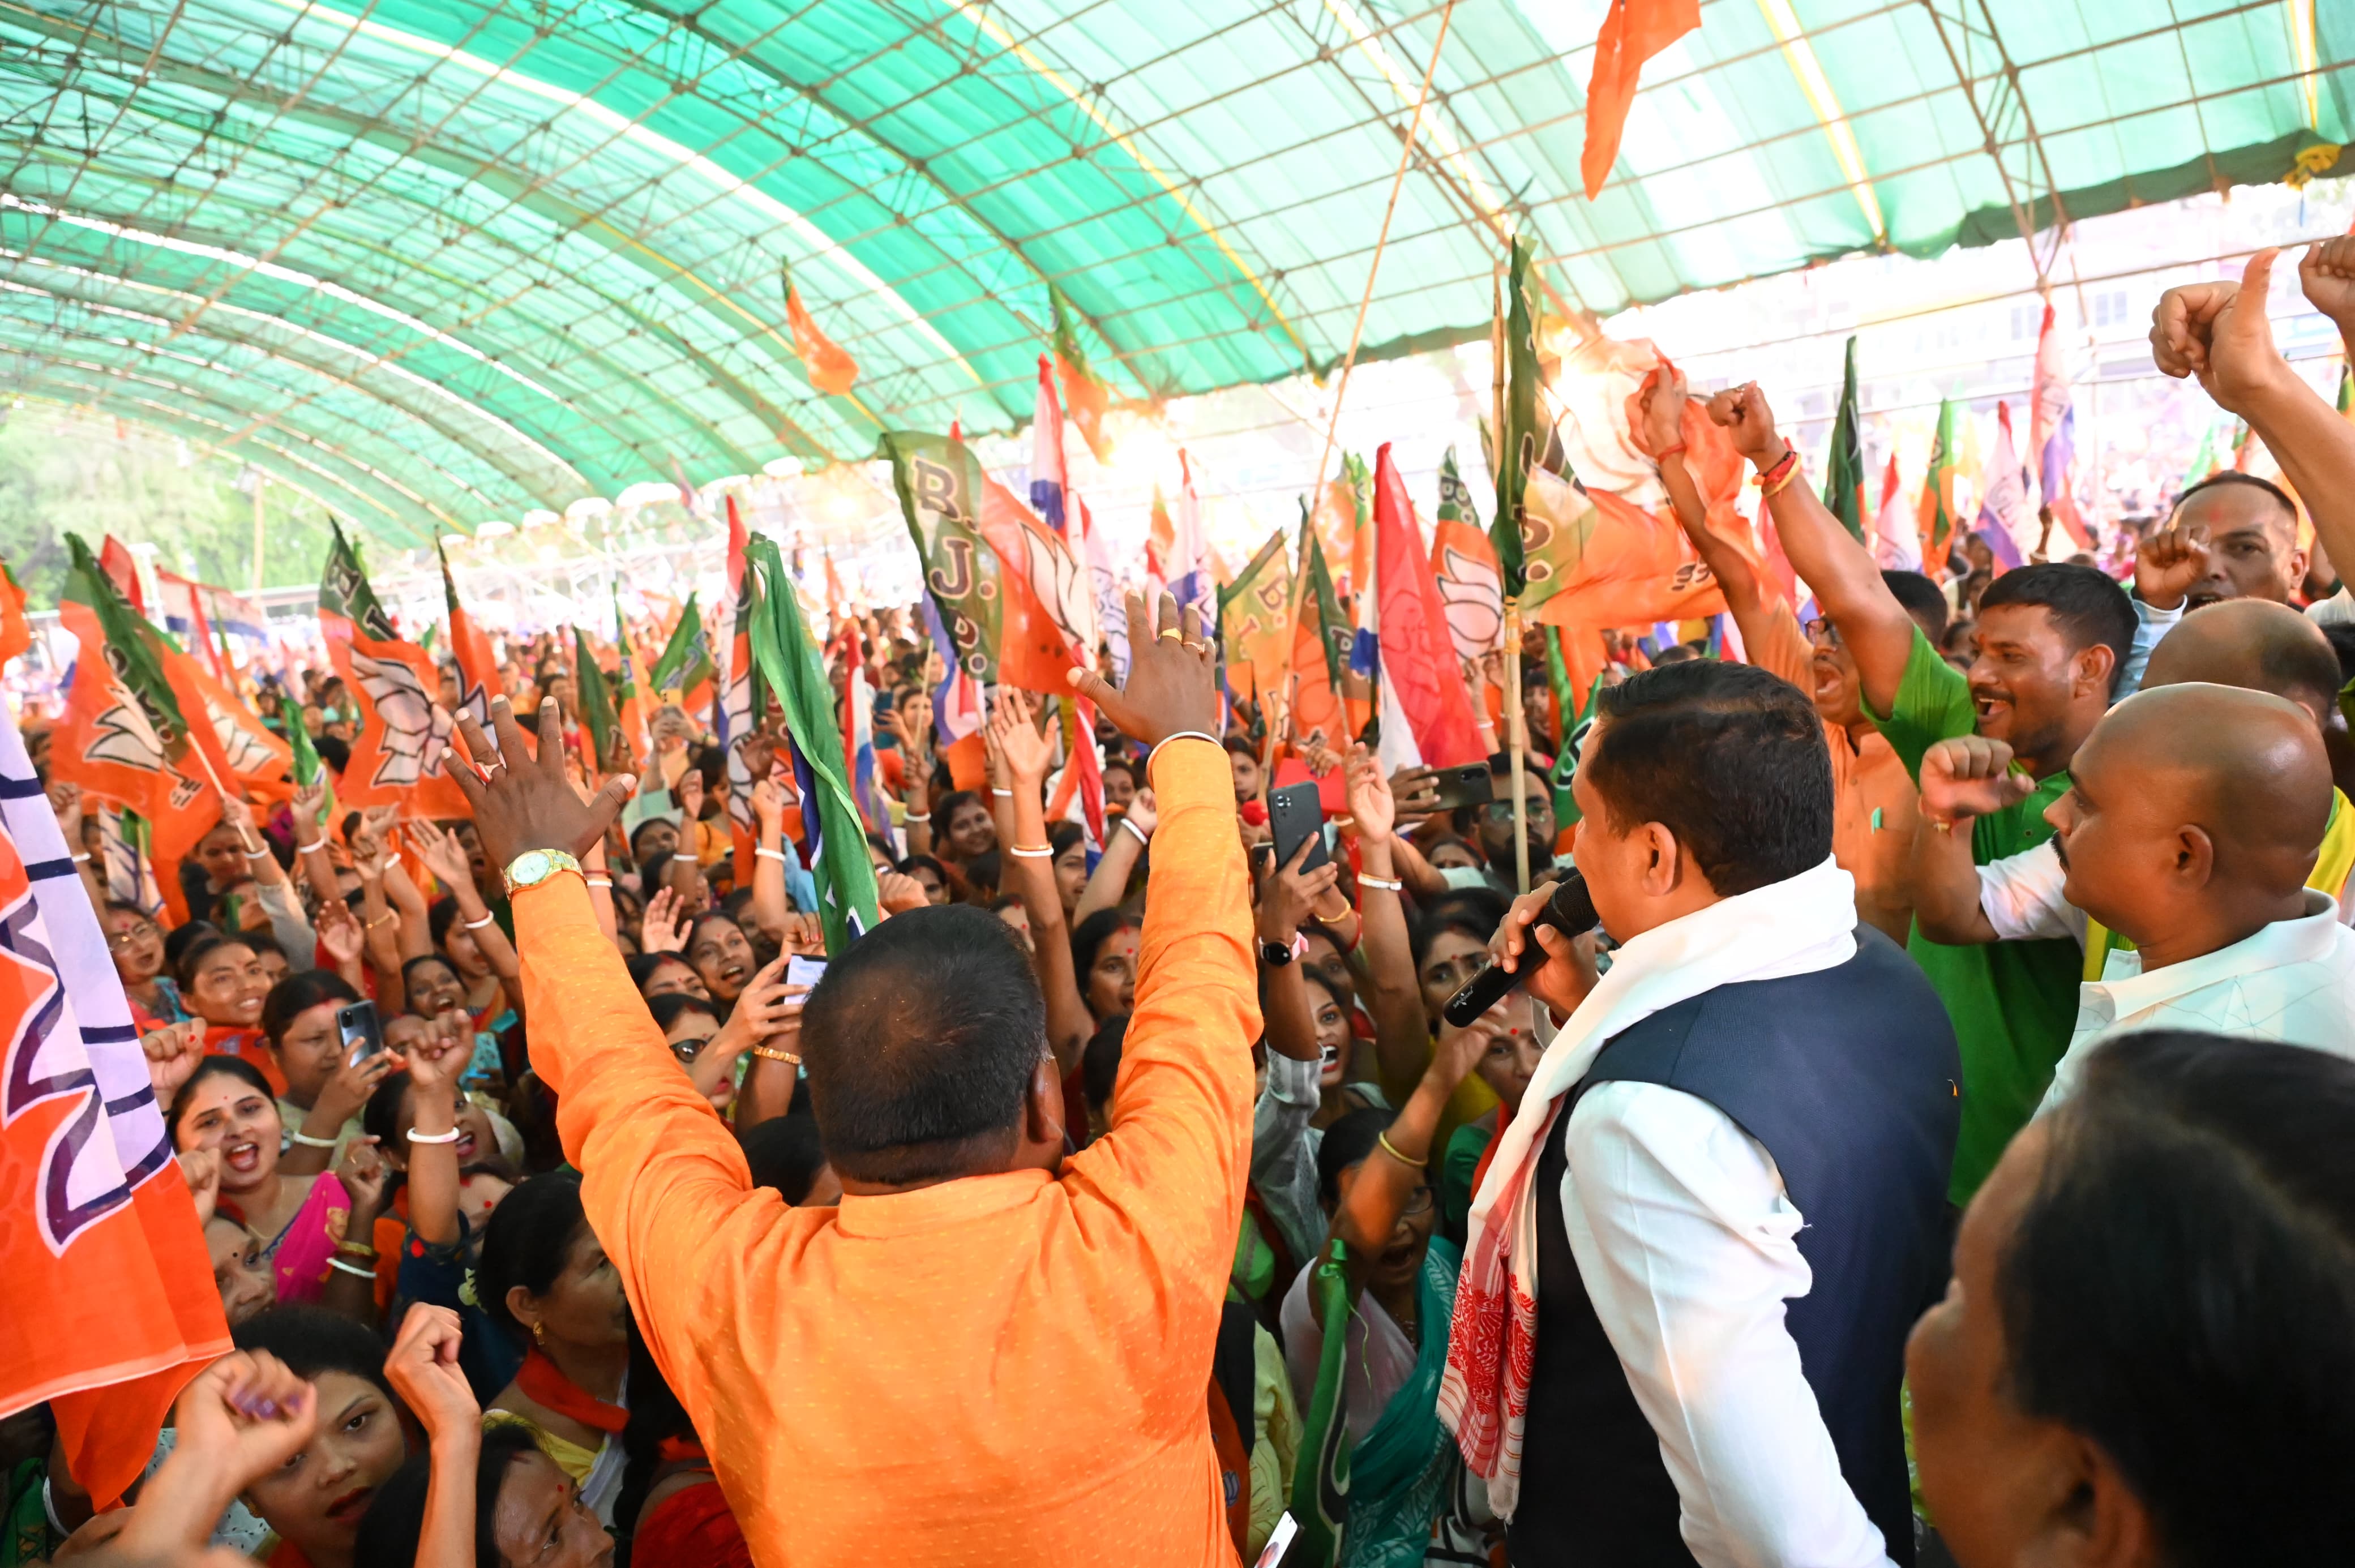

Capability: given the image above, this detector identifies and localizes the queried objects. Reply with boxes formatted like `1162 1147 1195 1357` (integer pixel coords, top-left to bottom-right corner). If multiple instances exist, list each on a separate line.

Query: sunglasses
669 1035 713 1065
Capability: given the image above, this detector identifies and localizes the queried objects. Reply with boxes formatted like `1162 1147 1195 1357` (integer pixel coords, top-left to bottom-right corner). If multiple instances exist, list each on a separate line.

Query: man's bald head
2144 598 2344 731
2050 683 2332 951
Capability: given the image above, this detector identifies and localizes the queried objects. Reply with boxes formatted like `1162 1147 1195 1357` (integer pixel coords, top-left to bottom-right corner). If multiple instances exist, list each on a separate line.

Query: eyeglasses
106 926 156 951
1401 1187 1436 1218
1481 798 1552 823
669 1036 713 1065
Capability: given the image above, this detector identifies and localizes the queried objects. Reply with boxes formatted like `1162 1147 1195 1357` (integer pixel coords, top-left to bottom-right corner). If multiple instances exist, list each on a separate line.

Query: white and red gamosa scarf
1437 856 1860 1518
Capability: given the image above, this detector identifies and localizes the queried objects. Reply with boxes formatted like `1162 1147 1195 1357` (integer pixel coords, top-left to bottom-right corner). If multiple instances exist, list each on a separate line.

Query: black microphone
1441 871 1601 1027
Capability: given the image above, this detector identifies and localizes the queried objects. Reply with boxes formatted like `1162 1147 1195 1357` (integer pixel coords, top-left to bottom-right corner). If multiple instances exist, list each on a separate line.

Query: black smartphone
1429 762 1495 811
1268 781 1329 875
337 1000 386 1069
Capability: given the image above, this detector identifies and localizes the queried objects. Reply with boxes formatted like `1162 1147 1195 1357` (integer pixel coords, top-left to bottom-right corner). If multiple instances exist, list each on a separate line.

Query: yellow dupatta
2082 787 2355 981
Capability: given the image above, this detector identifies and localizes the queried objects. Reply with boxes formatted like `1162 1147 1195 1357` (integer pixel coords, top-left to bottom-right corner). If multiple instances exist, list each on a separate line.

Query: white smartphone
785 954 828 990
1252 1514 1298 1568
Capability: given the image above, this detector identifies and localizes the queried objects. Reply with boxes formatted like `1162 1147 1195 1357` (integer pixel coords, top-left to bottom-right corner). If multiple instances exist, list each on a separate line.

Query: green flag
318 520 395 641
1822 335 1866 542
62 535 195 748
1545 664 1606 828
570 627 623 771
649 593 714 698
1288 1243 1357 1567
285 712 338 826
1916 399 1960 569
742 535 880 956
611 583 640 709
1438 445 1480 528
1490 234 1542 599
1300 515 1351 688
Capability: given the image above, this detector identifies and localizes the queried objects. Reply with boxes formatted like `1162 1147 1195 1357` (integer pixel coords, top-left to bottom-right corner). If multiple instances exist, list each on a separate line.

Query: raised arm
49 783 105 915
1255 837 1342 1064
990 688 1093 1074
880 693 936 858
447 697 766 1366
1345 747 1434 1098
1073 787 1151 927
1647 367 1781 652
1707 382 1918 713
1906 736 2033 946
1331 1018 1487 1288
746 776 794 944
380 1305 483 1568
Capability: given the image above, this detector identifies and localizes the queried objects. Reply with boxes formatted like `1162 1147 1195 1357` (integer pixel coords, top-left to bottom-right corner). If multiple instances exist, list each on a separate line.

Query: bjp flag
1215 529 1292 707
162 649 293 802
50 538 219 904
781 262 859 399
0 718 228 1509
0 558 28 666
320 522 469 817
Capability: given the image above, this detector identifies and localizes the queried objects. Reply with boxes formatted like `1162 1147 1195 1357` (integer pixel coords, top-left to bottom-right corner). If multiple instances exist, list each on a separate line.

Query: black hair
639 849 678 897
427 896 477 952
1317 1107 1392 1210
613 1323 693 1542
361 1070 413 1150
962 849 1002 896
1082 1013 1129 1112
102 898 155 924
627 814 680 859
168 1054 276 1143
313 734 350 774
1070 908 1143 997
1882 568 1951 644
231 1305 395 1401
401 953 459 1003
625 950 696 995
1048 820 1086 858
1976 562 2137 697
800 904 1045 1186
2170 470 2299 532
897 852 949 885
1222 734 1260 760
239 929 286 964
935 789 986 836
1999 1030 2355 1566
648 991 720 1033
356 1425 540 1568
1586 659 1832 897
740 1113 831 1205
168 927 241 988
476 1171 593 1346
1409 889 1508 972
1101 757 1137 783
260 970 360 1048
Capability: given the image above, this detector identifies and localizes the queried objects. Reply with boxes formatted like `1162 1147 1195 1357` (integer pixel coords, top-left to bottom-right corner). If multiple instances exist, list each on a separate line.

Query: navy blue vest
1506 926 1959 1567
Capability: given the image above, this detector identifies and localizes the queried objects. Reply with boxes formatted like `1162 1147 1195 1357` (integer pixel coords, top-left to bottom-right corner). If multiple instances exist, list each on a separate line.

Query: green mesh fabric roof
2 0 2348 542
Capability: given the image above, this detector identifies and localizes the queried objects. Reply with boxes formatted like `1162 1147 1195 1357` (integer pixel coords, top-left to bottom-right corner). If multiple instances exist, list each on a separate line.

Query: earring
531 1321 545 1345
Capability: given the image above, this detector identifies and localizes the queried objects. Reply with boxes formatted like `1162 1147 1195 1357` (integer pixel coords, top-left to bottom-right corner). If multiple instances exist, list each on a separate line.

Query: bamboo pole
1502 598 1528 894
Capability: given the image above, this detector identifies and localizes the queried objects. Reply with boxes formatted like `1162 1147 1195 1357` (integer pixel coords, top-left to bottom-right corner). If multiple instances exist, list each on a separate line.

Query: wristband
755 846 791 863
1358 873 1402 892
585 874 613 889
1120 816 1150 848
406 1126 464 1145
328 1257 376 1280
1752 448 1798 491
288 1130 339 1149
463 912 495 931
1376 1131 1428 1169
1762 458 1804 499
1146 731 1223 769
242 844 272 859
902 811 930 823
990 788 1014 799
70 852 90 864
1008 844 1052 858
296 839 326 855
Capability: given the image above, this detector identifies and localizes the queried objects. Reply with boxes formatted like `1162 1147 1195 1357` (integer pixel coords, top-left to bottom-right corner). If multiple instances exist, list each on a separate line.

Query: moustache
2052 834 2070 871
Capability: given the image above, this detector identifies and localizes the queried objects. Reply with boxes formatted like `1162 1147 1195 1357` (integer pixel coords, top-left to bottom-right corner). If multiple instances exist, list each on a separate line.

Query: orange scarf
516 1347 628 1434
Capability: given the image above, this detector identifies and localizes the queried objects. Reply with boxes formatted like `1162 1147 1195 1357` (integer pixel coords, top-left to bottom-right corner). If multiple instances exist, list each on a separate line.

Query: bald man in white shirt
1913 681 2355 1108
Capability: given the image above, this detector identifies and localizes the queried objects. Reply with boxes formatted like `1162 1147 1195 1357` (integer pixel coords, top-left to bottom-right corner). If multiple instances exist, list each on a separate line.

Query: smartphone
1268 781 1329 875
337 1000 386 1069
1253 1514 1299 1568
785 954 828 990
1429 762 1495 811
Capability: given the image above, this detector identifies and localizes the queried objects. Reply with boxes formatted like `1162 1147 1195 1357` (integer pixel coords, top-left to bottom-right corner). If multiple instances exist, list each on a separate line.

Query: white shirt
1549 1081 1896 1568
2040 889 2355 1109
1980 837 2355 937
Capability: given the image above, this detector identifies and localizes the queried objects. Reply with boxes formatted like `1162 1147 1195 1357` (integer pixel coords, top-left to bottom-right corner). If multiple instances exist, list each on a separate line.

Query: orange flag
0 558 27 665
782 263 859 397
1580 0 1700 199
0 719 229 1509
162 650 293 802
320 524 469 817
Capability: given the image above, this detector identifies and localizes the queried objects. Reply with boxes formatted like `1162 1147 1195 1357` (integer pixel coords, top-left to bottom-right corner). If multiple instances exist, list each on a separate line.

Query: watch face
509 850 551 886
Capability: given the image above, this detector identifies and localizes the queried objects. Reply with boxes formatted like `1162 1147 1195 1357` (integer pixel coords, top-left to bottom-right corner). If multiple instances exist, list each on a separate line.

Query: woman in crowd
107 899 190 1031
1436 1001 1544 1243
256 971 382 1169
931 787 996 871
647 991 747 1117
230 1306 413 1568
625 949 706 1002
177 932 276 1080
681 912 758 1017
896 853 952 906
168 1055 388 1320
475 1172 632 1524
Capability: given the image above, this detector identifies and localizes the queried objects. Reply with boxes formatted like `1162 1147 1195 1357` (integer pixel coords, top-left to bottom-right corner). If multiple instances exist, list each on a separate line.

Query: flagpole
1502 598 1529 896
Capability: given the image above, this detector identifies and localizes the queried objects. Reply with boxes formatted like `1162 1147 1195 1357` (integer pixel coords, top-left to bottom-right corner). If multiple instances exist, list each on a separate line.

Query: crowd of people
10 245 2355 1568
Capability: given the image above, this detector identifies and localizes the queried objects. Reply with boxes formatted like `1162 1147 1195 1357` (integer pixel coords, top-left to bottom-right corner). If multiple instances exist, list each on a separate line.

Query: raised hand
2135 521 2213 611
290 777 327 832
48 779 83 841
1343 744 1396 842
750 776 787 833
312 1038 399 1130
1254 834 1341 946
383 1303 479 1443
444 697 635 873
780 910 825 956
1917 735 2034 829
676 767 706 822
875 870 930 915
178 1147 221 1226
128 1349 318 1548
1123 786 1158 837
333 1137 392 1222
142 1019 207 1100
2301 235 2355 339
217 794 257 839
315 898 365 967
732 957 806 1040
1639 362 1689 456
990 687 1057 787
1067 590 1218 750
1388 764 1441 823
406 819 472 892
402 1012 470 1096
1489 877 1602 1019
640 886 687 953
1706 382 1785 467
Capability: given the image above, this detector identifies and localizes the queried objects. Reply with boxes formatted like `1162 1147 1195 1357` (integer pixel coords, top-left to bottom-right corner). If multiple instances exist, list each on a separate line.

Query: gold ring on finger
1158 628 1183 642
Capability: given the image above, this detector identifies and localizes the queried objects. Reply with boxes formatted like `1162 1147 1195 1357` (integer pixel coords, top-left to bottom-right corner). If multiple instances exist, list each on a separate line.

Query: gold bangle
363 910 396 931
1376 1131 1428 1169
1762 459 1804 499
750 1045 802 1066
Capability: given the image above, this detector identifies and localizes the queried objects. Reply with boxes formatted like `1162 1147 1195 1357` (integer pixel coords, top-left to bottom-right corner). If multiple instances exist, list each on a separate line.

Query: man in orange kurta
484 636 1257 1566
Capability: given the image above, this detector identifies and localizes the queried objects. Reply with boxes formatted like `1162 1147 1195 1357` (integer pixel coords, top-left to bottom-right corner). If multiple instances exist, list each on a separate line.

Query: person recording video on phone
1438 659 1960 1568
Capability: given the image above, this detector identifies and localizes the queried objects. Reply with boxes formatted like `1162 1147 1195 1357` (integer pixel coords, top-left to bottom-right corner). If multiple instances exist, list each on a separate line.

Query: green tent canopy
1 0 2345 543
